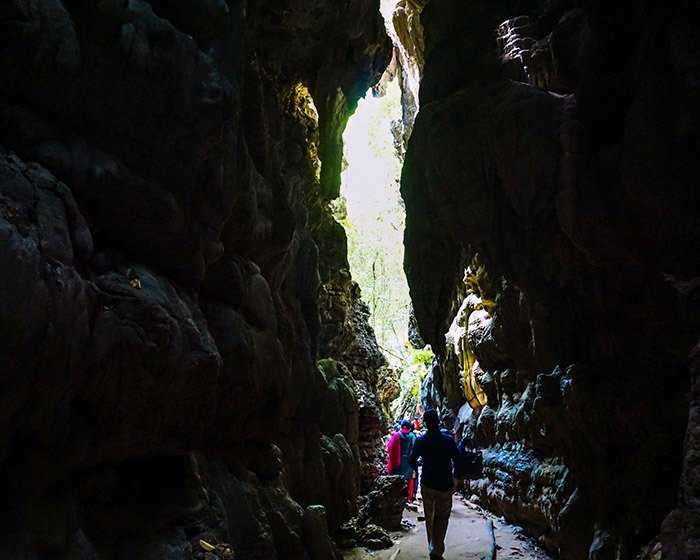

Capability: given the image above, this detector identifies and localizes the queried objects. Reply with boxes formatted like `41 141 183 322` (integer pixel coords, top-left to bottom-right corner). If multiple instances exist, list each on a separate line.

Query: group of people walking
385 409 482 560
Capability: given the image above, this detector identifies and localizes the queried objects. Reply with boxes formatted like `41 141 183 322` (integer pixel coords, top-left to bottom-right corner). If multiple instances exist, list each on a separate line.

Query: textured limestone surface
0 0 392 558
402 1 700 559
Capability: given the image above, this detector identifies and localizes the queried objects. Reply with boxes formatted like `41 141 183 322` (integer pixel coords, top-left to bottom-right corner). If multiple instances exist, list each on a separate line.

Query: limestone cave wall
402 1 699 559
0 1 391 558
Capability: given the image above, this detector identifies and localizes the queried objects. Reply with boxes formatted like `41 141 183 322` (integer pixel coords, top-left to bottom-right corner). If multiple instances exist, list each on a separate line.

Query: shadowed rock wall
0 0 391 558
402 1 700 558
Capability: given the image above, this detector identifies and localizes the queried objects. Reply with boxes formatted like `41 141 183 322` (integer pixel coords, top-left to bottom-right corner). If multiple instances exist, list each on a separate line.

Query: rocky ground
343 493 552 560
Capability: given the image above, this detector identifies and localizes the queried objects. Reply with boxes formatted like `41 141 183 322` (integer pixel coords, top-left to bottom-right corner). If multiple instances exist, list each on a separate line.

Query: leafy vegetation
392 343 435 420
336 77 437 419
336 78 410 366
404 344 434 398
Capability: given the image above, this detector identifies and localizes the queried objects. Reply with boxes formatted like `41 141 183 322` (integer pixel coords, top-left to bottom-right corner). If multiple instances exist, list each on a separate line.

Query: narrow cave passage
335 4 554 560
1 1 696 560
330 0 441 434
336 66 553 560
335 78 409 364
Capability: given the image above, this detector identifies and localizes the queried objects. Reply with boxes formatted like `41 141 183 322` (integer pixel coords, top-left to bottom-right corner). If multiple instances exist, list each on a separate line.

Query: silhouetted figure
409 409 459 560
456 435 483 481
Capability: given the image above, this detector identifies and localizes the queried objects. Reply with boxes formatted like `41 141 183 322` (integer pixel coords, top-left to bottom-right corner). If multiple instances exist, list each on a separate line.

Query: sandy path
342 494 552 560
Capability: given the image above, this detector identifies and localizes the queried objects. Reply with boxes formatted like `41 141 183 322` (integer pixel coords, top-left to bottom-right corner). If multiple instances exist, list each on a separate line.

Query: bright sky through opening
338 78 411 365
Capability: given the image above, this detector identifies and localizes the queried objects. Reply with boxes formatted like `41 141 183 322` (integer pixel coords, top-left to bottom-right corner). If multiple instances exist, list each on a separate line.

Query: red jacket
386 431 402 475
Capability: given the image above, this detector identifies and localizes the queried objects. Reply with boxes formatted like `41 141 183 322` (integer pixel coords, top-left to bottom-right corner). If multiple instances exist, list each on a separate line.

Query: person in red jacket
413 417 422 432
386 420 417 501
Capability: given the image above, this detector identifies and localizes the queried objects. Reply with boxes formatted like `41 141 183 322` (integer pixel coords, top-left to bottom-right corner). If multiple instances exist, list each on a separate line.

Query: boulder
302 506 338 560
357 476 405 531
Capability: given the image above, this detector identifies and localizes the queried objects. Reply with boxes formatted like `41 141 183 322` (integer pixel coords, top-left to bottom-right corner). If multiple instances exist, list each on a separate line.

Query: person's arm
449 438 459 459
409 438 422 471
449 439 461 489
453 439 464 479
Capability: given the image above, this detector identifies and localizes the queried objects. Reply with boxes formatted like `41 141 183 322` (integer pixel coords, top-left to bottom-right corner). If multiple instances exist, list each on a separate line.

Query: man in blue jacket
409 409 459 560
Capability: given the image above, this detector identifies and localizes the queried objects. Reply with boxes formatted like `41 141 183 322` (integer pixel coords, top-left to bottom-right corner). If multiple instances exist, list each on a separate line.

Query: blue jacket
409 429 459 491
397 431 416 479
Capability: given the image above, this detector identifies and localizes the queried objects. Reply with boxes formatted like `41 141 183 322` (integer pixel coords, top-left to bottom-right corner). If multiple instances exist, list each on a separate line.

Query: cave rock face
402 1 699 559
0 0 392 558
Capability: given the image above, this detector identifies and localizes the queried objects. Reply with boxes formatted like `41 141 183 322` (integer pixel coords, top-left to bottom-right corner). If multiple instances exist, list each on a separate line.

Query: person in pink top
386 420 417 501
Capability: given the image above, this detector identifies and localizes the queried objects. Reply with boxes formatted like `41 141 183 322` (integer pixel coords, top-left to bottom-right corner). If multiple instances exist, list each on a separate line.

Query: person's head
400 419 412 433
423 409 439 432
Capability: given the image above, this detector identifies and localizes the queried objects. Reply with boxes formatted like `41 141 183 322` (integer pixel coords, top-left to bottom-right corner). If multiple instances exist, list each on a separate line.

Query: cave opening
331 0 432 424
335 78 408 364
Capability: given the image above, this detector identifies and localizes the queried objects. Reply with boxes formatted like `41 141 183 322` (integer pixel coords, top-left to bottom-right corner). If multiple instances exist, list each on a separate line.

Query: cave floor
342 494 552 560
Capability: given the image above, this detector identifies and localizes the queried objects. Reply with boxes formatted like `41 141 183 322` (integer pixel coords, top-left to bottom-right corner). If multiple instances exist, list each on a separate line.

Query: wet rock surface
0 0 391 558
402 1 700 558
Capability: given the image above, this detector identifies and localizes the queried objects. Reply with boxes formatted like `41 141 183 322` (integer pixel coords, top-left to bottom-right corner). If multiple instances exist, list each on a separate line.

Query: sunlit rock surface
0 1 391 558
402 1 699 558
381 0 426 148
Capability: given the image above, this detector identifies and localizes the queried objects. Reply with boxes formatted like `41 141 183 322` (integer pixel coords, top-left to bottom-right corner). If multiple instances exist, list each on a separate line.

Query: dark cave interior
0 1 698 559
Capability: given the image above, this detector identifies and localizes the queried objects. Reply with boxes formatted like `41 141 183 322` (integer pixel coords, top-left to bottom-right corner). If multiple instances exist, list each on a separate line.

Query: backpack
456 440 483 479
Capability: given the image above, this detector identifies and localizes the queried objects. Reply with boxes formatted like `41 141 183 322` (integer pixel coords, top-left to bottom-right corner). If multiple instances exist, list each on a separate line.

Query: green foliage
395 344 434 414
338 78 410 364
411 345 435 366
337 77 436 419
